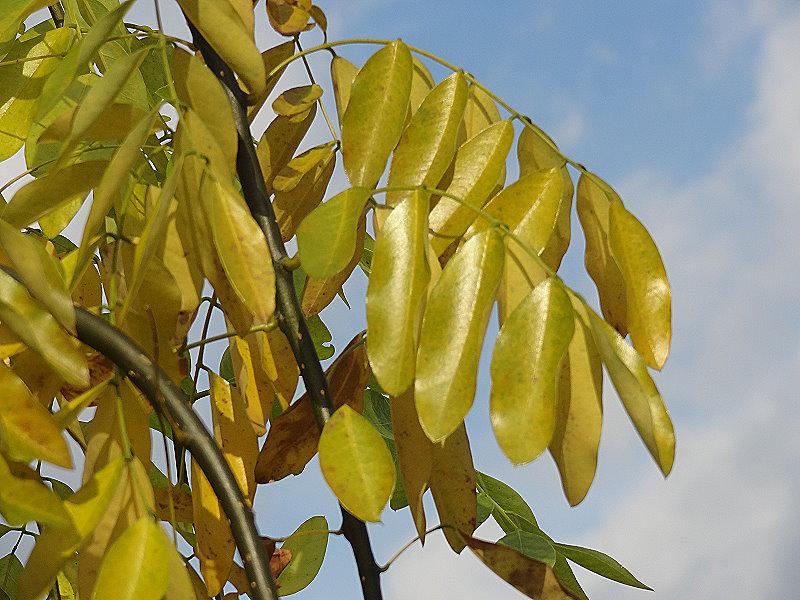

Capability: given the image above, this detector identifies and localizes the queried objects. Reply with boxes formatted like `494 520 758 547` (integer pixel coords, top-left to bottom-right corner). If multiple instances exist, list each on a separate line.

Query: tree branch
74 308 279 600
184 21 384 600
47 3 65 28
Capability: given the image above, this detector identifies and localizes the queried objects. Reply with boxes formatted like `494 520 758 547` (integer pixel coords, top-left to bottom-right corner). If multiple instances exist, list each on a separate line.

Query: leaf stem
181 320 278 352
378 524 446 572
294 36 340 146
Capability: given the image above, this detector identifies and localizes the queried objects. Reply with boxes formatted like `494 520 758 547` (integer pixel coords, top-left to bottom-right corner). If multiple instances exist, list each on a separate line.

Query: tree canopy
0 1 673 599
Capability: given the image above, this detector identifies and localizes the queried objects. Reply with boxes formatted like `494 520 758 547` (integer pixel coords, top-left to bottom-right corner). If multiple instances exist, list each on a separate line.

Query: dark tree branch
74 308 279 600
47 3 65 28
184 21 384 600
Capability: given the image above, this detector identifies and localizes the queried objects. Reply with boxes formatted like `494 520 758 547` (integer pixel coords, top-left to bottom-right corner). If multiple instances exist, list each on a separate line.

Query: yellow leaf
429 424 476 553
0 221 74 332
266 0 314 36
297 187 371 278
208 178 276 328
0 271 87 387
0 27 73 160
3 160 107 228
191 459 234 597
178 0 266 97
0 453 70 528
429 120 514 256
270 138 331 194
40 103 149 144
490 278 575 464
517 125 564 171
464 84 502 140
276 516 329 595
272 84 322 119
585 302 675 475
165 543 197 600
0 1 52 39
229 0 255 35
330 55 358 122
391 388 432 540
210 374 258 504
576 173 628 334
319 405 395 523
366 190 430 395
386 71 468 207
91 518 170 600
341 40 413 188
609 200 671 369
247 40 295 121
18 458 126 600
549 302 603 506
74 108 159 282
409 57 435 114
415 228 504 442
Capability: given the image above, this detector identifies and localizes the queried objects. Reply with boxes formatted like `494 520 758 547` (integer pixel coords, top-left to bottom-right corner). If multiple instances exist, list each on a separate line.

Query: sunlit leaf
491 278 574 464
178 0 266 97
297 187 371 278
208 178 276 329
583 302 675 475
92 517 171 600
191 458 234 597
266 0 314 36
248 40 295 121
0 270 87 387
576 173 628 334
409 57 435 113
256 107 316 193
386 71 468 207
549 305 603 506
429 120 514 255
609 200 671 369
319 405 395 522
3 160 106 228
341 40 412 187
415 228 504 442
210 373 258 504
429 424 476 553
0 27 73 160
330 55 358 122
276 516 329 595
0 453 70 527
555 543 651 590
0 222 73 331
272 84 322 119
366 190 430 395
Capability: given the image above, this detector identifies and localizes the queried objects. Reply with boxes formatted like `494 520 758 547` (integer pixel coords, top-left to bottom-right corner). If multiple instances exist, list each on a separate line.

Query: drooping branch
73 308 279 600
184 20 384 600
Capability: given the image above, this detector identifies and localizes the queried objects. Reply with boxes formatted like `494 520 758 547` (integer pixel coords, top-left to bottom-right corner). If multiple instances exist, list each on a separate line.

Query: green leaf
362 388 393 440
0 454 70 528
366 190 430 395
0 27 73 160
552 554 589 600
318 405 395 522
0 553 23 600
609 199 671 369
386 71 468 207
549 306 603 506
555 543 652 590
2 160 107 228
341 40 412 188
208 178 276 329
0 1 51 39
0 222 73 332
490 278 575 464
219 347 235 384
0 270 88 387
92 518 171 600
499 530 557 567
584 301 675 475
476 472 538 533
296 187 371 278
306 314 334 360
177 0 266 98
429 120 514 255
276 516 329 595
415 228 504 442
576 173 628 334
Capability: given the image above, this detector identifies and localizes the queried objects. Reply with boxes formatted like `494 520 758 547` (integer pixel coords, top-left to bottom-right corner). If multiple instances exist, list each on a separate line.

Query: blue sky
3 1 799 599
